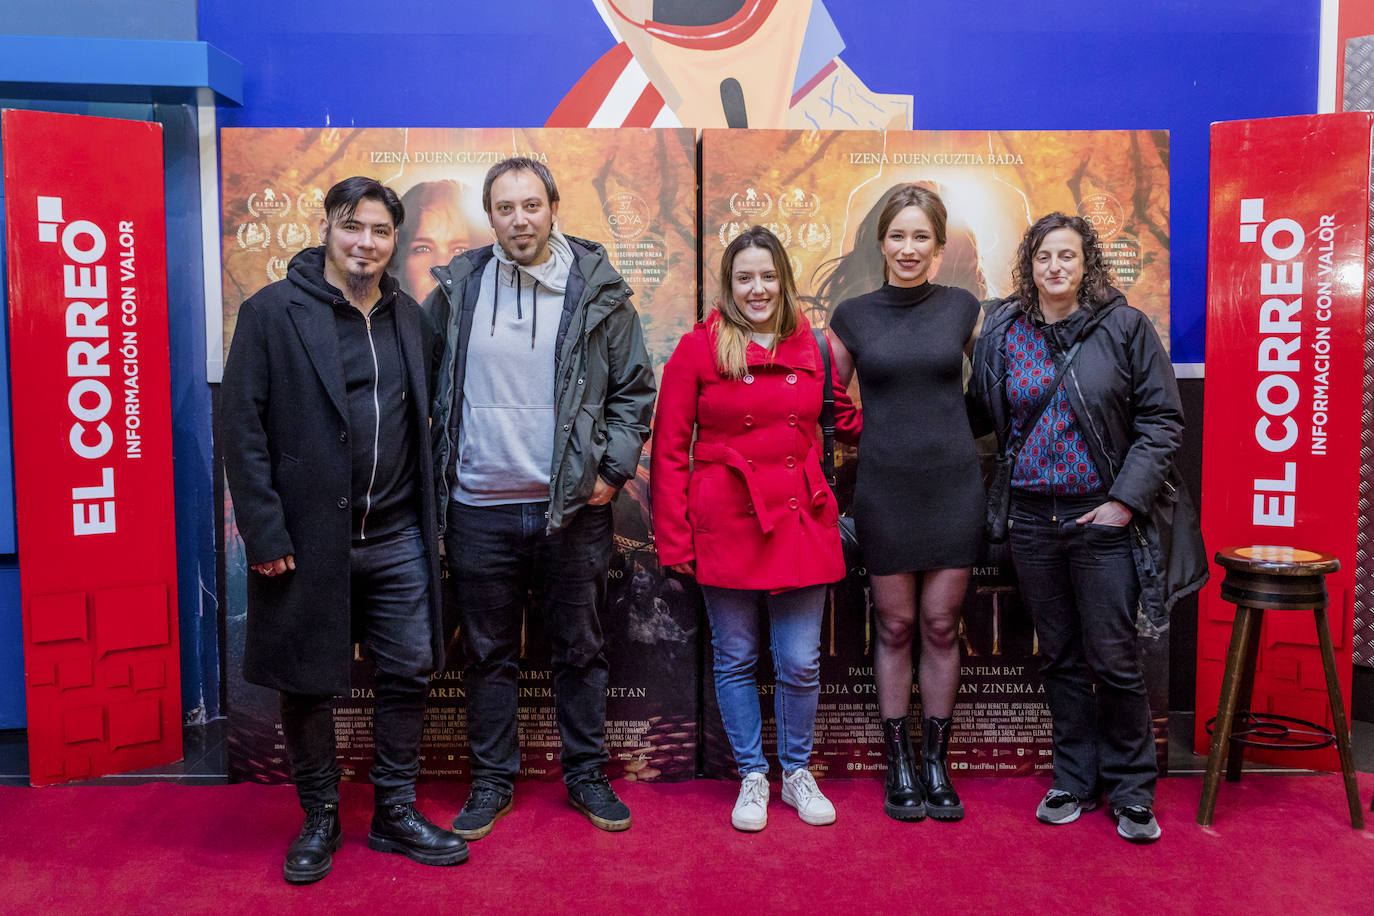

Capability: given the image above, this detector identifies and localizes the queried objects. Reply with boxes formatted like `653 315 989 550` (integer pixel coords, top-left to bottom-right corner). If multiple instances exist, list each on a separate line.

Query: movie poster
698 129 1172 778
219 127 700 784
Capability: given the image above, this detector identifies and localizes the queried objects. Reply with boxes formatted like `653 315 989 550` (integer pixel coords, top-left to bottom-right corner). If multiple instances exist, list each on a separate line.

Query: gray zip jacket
423 236 656 533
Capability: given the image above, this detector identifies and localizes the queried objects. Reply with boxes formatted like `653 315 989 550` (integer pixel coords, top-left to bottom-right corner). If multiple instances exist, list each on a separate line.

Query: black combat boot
882 716 926 821
283 803 342 885
920 716 964 821
368 802 470 866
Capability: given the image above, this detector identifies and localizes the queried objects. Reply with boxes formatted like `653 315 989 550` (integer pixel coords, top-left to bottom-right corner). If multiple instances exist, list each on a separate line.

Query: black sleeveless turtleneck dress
830 281 984 575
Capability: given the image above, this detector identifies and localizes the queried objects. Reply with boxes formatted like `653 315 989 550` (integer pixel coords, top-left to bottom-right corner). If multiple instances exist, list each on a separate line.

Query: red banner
1197 113 1373 768
3 110 181 785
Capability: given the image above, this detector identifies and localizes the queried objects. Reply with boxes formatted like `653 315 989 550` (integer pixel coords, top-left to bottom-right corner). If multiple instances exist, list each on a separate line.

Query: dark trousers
445 499 613 792
280 526 433 811
1008 491 1156 808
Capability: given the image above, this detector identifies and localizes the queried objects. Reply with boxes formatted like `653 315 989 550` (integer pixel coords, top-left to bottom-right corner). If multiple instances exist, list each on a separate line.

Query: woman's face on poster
403 204 479 300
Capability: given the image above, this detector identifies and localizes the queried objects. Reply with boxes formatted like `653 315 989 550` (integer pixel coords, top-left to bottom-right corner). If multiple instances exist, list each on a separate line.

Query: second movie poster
697 128 1172 779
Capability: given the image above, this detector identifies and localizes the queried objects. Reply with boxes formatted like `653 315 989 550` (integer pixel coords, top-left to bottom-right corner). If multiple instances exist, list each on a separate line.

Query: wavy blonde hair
713 226 800 379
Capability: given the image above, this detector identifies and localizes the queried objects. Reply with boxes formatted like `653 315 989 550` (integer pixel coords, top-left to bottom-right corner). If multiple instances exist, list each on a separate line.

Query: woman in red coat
652 226 851 832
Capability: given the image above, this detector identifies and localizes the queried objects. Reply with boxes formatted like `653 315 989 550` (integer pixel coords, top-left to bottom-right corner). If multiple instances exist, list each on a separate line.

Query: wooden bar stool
1196 546 1363 828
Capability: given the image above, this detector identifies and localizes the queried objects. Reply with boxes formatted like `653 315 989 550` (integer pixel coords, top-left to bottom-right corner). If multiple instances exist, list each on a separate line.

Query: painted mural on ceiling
547 0 912 130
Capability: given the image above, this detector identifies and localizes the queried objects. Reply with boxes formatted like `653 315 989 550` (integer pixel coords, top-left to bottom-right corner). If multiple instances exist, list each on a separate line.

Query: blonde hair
713 226 800 379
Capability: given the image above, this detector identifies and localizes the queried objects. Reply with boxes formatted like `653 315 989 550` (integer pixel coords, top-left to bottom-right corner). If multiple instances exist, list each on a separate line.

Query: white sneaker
781 768 836 826
732 772 770 832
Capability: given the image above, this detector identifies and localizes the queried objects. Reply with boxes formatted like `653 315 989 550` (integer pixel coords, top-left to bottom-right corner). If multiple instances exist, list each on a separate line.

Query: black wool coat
220 247 443 695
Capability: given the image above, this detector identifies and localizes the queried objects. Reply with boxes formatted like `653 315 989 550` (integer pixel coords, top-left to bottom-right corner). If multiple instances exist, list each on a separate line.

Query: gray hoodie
454 231 574 504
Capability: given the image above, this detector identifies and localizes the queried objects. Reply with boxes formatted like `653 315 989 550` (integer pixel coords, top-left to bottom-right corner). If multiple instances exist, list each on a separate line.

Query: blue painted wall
4 0 197 41
199 0 1321 363
157 102 222 726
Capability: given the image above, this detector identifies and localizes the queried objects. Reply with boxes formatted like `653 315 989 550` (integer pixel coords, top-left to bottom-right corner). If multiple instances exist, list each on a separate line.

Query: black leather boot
283 804 342 885
882 716 926 821
368 802 470 866
920 716 964 821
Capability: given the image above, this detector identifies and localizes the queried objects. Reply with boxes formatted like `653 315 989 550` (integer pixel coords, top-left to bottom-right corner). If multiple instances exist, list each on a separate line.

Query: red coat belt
691 441 831 537
690 441 774 535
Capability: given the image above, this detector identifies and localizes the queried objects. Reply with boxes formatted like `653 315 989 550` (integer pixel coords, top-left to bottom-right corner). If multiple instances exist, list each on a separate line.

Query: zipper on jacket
1068 366 1119 481
432 269 466 535
1066 358 1153 555
359 313 382 539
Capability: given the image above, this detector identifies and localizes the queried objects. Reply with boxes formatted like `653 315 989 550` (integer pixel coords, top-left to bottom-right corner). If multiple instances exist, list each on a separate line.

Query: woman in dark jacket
969 212 1206 844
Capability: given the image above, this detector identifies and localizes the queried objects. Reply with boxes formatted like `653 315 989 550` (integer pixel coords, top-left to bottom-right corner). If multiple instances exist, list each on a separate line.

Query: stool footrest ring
1204 711 1336 752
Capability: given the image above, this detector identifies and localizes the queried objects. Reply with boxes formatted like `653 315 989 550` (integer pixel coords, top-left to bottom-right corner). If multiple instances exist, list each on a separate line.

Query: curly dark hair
1012 212 1113 314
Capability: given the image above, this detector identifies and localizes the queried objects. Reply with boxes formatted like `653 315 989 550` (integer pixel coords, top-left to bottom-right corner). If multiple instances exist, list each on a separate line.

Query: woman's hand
253 555 296 577
667 561 696 576
1076 500 1132 527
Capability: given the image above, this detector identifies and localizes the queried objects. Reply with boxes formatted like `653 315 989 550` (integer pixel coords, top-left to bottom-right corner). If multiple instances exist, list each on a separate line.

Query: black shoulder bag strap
814 329 838 487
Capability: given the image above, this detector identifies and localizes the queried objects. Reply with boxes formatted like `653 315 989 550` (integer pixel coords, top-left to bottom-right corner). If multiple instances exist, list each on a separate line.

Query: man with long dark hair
222 176 467 883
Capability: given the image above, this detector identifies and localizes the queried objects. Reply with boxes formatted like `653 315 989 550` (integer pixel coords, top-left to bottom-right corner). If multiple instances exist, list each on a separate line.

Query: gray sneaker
1035 789 1098 825
1113 804 1162 843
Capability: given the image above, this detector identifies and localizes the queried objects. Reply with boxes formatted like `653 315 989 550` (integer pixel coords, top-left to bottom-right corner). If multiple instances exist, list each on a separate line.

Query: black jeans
1008 491 1156 808
280 526 433 810
446 500 613 792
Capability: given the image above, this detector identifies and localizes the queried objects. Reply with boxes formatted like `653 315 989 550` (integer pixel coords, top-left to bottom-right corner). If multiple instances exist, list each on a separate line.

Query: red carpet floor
2 774 1373 914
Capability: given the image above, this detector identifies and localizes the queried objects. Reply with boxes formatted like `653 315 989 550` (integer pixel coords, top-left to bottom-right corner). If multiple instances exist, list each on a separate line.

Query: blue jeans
1008 491 1155 807
702 584 826 776
446 500 613 791
281 525 433 810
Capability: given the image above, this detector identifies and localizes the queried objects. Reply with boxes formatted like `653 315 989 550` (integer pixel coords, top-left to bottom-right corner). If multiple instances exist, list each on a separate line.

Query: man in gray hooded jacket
424 157 656 839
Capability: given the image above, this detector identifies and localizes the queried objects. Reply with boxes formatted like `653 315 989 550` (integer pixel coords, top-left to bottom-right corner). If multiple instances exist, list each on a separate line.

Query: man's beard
342 268 373 298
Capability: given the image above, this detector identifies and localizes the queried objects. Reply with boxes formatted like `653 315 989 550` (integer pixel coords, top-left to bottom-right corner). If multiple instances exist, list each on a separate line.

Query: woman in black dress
828 184 983 822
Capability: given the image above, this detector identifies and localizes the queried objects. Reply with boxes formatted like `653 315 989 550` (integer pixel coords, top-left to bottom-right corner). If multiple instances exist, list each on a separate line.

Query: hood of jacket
286 245 401 308
490 229 574 295
983 286 1129 354
429 234 623 315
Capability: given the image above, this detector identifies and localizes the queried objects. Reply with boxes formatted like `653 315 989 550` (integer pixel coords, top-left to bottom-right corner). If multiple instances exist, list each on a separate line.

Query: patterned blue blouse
1005 315 1103 494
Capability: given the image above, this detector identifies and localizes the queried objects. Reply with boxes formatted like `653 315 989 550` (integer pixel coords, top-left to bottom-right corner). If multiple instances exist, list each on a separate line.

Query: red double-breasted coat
651 313 858 590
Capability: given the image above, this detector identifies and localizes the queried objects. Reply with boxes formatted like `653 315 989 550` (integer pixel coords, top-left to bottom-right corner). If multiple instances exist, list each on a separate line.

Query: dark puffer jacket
968 289 1207 628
